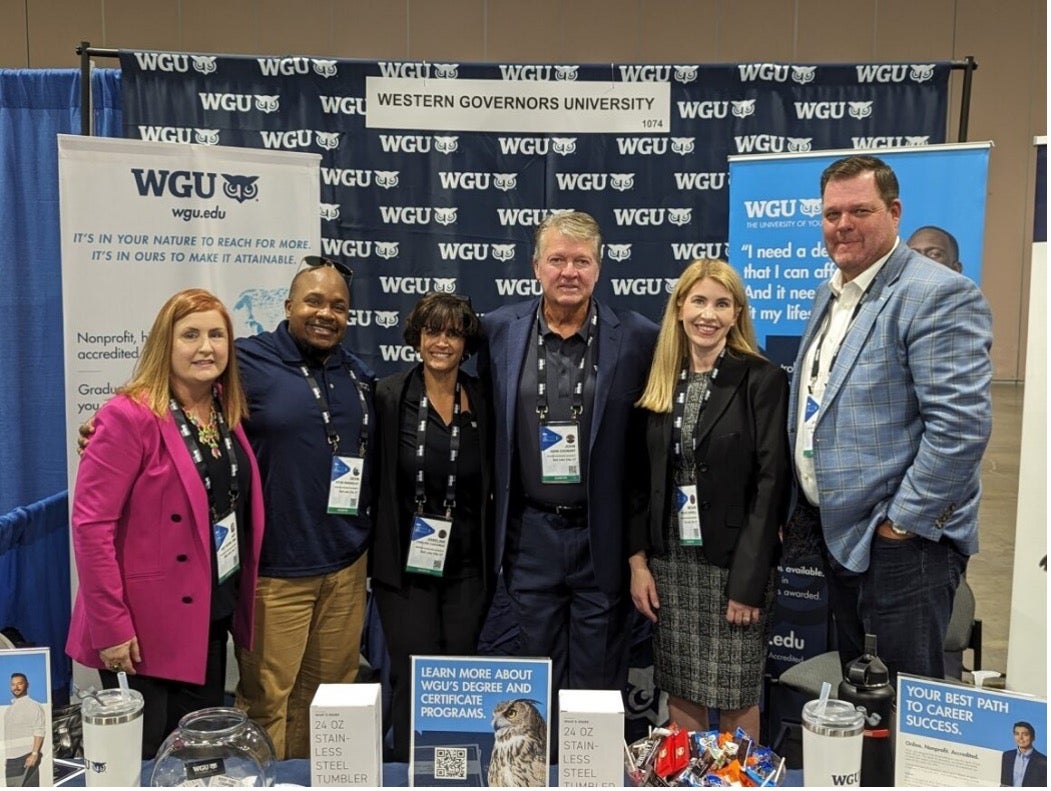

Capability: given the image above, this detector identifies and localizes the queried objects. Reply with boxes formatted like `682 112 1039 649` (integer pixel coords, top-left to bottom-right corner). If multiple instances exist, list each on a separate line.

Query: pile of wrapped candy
624 725 785 786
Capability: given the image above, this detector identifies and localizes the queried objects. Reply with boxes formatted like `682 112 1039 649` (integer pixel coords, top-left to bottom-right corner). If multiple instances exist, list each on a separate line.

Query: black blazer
629 351 791 606
1002 749 1048 787
370 366 494 591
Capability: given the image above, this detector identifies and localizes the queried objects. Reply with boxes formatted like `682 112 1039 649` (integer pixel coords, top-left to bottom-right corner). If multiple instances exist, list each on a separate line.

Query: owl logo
605 244 631 262
375 311 399 328
434 136 460 154
492 244 516 262
494 173 518 191
316 131 341 150
192 56 217 75
254 95 280 113
668 208 692 226
434 208 458 225
910 64 936 82
319 203 341 221
375 242 400 259
670 137 695 156
731 99 756 118
432 278 457 293
610 173 635 191
553 65 579 81
487 699 547 787
673 65 699 84
848 101 874 120
786 137 813 153
799 198 823 217
664 278 678 294
194 129 220 145
551 138 577 156
791 66 817 84
434 63 460 78
906 135 931 146
312 59 338 78
375 171 400 189
221 175 259 203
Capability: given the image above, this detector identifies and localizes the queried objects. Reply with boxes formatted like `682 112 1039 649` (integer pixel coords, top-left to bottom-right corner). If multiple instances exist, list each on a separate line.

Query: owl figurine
487 698 547 787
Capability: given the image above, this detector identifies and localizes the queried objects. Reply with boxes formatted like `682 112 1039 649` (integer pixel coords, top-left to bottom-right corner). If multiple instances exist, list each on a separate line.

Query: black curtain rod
75 42 978 141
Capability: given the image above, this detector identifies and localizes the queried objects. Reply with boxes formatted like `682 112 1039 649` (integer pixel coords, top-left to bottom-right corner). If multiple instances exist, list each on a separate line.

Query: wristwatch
887 520 911 537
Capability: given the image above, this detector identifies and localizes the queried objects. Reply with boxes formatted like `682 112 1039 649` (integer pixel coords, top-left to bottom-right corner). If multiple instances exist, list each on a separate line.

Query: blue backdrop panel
0 68 122 696
118 54 949 377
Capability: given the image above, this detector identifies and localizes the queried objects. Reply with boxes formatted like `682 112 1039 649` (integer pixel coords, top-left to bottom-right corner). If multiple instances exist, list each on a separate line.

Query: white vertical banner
58 134 320 493
1005 138 1047 697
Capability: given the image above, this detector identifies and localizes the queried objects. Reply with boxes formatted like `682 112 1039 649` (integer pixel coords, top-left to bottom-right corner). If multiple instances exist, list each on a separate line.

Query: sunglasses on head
301 255 354 286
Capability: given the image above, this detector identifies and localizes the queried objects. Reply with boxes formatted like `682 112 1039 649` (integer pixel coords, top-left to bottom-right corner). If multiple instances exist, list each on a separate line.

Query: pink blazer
66 394 265 685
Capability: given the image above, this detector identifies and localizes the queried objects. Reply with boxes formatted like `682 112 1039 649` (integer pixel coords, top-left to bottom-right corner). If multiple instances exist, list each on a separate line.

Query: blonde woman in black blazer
629 259 790 739
371 292 493 762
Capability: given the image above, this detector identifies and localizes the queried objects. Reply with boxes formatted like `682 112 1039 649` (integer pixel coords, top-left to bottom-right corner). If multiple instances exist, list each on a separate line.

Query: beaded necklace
186 405 222 459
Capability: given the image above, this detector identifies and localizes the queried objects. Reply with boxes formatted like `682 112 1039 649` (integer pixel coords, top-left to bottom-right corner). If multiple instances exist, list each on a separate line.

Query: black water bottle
838 633 895 787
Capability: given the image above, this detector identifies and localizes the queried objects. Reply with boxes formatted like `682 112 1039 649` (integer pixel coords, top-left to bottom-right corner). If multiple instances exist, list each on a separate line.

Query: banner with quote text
728 142 991 369
58 134 319 502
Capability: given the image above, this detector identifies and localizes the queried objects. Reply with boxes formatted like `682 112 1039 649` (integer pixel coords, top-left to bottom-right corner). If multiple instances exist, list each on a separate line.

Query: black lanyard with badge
299 361 370 515
670 349 724 546
169 394 241 584
405 379 462 577
535 309 596 484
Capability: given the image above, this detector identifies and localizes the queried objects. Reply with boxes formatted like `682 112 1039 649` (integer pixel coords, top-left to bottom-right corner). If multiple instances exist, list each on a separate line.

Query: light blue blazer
787 242 992 572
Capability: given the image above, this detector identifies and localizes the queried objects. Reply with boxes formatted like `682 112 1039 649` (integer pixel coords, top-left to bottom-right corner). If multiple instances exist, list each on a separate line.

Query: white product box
558 689 625 787
309 683 382 787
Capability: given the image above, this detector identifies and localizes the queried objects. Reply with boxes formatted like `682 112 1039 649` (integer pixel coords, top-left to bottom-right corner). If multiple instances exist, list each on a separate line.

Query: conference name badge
539 421 581 484
802 395 820 458
327 455 363 515
213 512 240 583
676 485 702 546
405 514 452 576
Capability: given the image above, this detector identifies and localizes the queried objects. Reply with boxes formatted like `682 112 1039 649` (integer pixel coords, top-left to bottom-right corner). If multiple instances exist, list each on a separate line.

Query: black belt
522 496 587 520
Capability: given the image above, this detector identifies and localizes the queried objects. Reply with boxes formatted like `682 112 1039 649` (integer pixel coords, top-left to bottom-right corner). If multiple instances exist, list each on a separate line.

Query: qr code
434 746 468 780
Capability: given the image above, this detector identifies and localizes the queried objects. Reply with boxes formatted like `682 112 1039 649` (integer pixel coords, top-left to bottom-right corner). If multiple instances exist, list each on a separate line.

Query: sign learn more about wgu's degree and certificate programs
411 656 551 787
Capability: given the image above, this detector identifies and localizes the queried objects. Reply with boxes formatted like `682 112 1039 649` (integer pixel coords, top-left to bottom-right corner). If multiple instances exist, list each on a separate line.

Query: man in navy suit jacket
787 155 992 681
1001 722 1048 786
478 211 658 699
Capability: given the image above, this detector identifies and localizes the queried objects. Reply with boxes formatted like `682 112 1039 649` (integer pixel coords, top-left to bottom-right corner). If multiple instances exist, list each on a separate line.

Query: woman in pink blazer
67 289 265 758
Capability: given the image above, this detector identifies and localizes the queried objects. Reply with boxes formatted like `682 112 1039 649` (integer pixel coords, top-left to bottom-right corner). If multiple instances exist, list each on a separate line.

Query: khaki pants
235 554 368 759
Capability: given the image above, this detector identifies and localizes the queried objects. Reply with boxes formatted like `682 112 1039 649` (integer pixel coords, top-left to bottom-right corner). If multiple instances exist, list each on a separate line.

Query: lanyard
535 307 597 421
670 348 725 469
807 294 865 394
413 379 462 519
299 361 370 456
169 392 239 522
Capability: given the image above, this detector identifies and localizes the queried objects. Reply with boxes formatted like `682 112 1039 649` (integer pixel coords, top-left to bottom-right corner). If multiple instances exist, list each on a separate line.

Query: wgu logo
433 63 459 78
603 244 632 262
438 172 517 190
497 207 573 227
732 100 757 118
856 64 917 83
619 65 671 81
378 62 433 78
555 173 634 192
375 311 399 329
320 203 340 222
678 101 731 120
138 126 219 145
378 206 458 226
799 199 823 217
321 239 399 259
257 57 321 77
554 66 579 80
616 137 692 156
380 345 421 363
734 135 812 153
313 60 338 78
133 52 190 72
132 168 230 200
673 65 699 84
322 168 379 188
319 95 367 115
199 93 280 113
611 278 673 296
498 64 576 80
438 243 515 262
378 135 458 154
673 172 727 191
848 101 874 119
379 276 457 295
613 208 692 227
192 56 217 74
794 101 850 120
851 135 930 148
910 64 936 82
671 242 729 261
738 63 789 82
258 130 330 150
745 199 798 219
498 137 577 156
791 66 816 84
495 279 544 297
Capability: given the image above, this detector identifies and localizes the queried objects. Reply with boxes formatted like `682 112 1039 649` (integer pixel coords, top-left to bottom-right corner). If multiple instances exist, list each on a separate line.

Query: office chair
774 577 983 698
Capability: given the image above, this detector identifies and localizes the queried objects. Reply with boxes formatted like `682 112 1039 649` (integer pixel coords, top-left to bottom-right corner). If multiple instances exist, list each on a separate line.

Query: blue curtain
0 68 122 696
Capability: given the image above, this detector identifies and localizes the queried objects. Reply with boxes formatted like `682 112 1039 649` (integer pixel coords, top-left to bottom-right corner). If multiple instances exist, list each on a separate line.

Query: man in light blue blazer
787 154 992 681
478 211 658 700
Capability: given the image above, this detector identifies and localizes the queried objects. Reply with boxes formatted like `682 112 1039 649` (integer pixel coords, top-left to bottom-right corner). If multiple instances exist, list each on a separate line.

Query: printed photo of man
1002 721 1048 787
4 672 45 787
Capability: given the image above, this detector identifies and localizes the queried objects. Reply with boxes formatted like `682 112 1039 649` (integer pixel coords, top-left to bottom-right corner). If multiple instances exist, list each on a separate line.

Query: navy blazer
630 351 791 606
371 366 494 592
478 298 658 596
1001 748 1048 787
